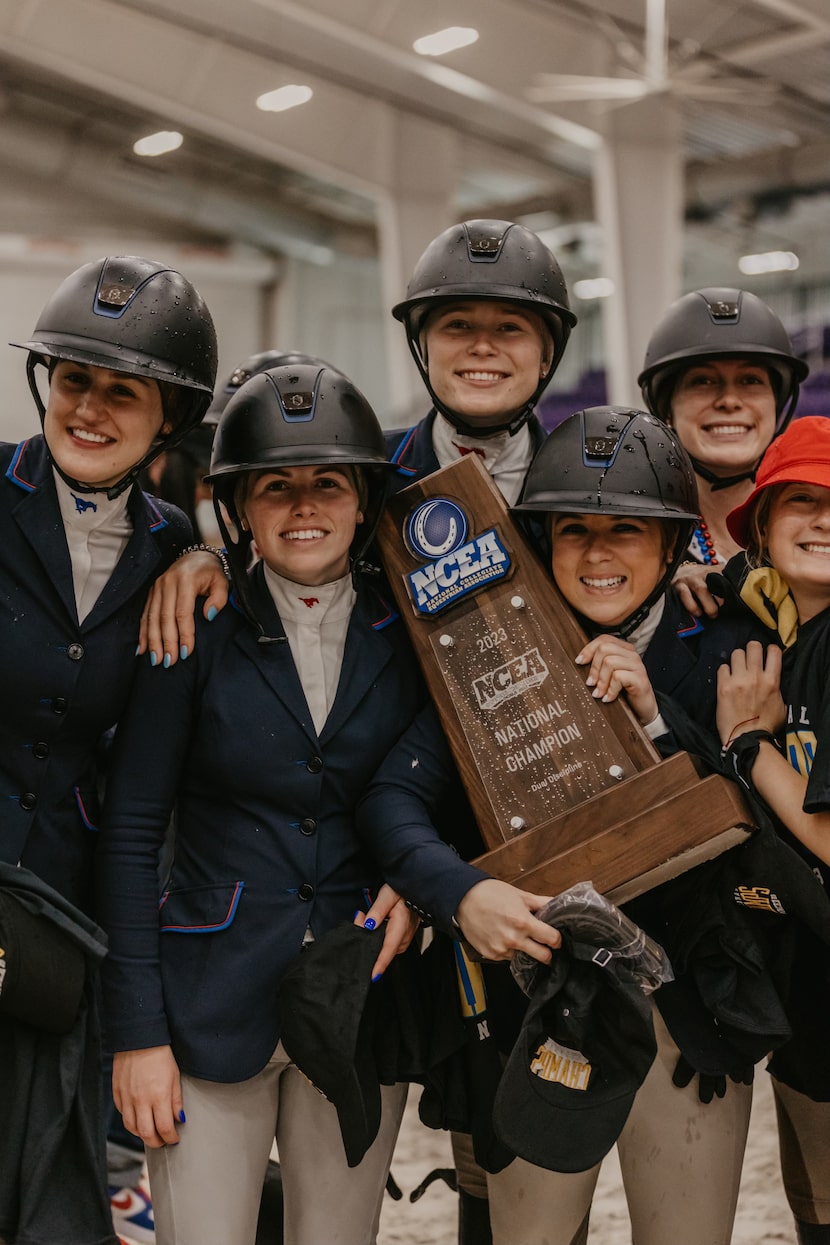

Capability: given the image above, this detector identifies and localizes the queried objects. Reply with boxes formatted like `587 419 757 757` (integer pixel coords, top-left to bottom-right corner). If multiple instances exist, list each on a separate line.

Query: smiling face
43 361 168 487
764 482 830 622
669 357 777 477
241 464 363 586
550 513 670 628
422 300 552 428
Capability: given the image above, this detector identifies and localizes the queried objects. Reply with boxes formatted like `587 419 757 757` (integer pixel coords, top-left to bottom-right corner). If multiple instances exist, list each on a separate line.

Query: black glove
672 1054 754 1103
672 1054 726 1103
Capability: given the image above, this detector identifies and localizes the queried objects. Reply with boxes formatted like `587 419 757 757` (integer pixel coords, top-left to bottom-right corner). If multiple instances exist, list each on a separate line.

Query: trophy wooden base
473 752 754 903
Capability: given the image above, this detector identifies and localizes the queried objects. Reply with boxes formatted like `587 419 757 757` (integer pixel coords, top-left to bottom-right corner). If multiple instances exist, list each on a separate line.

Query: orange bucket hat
727 416 830 547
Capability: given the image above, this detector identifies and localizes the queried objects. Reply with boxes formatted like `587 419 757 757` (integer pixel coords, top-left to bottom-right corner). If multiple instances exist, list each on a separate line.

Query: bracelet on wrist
723 716 761 749
178 543 231 580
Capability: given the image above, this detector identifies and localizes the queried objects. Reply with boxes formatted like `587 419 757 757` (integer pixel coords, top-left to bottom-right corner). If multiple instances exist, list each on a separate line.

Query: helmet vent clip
97 283 133 308
466 225 507 262
280 389 314 419
707 299 739 322
585 434 619 459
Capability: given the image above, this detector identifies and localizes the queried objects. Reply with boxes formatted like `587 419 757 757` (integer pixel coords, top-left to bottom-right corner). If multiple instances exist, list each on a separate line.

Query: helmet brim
392 286 577 329
512 490 700 522
206 449 394 485
13 335 214 393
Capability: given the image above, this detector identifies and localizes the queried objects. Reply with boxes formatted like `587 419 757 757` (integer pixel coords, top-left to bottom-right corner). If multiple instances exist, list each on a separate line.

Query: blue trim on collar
371 595 399 630
6 440 36 492
677 615 704 638
144 494 168 533
390 426 419 475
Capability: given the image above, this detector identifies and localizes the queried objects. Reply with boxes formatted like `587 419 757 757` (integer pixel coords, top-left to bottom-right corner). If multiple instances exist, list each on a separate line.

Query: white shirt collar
431 414 534 506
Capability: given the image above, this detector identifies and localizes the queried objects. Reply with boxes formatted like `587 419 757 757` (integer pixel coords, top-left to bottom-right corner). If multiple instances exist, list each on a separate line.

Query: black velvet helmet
638 287 808 436
13 255 218 498
514 406 700 636
205 350 330 425
392 219 576 436
207 363 392 610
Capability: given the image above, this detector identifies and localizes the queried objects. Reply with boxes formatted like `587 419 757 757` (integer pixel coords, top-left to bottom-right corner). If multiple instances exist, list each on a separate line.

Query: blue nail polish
180 645 189 661
179 1109 186 1123
150 652 158 667
207 606 218 622
372 973 383 983
163 653 171 669
364 917 376 931
134 644 141 657
353 910 361 920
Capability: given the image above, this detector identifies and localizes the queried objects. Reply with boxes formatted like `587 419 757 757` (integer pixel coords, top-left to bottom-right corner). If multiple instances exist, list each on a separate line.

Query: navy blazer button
67 643 84 661
20 792 37 811
300 818 317 836
52 698 68 714
306 756 323 774
297 883 315 902
33 742 49 760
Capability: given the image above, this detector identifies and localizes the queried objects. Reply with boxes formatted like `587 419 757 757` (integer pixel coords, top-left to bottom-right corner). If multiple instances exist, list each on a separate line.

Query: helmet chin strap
46 433 173 502
691 455 758 493
578 598 653 643
433 398 535 438
48 455 133 501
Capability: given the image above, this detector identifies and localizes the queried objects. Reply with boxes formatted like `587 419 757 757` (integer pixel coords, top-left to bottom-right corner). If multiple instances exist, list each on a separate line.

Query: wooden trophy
376 453 754 903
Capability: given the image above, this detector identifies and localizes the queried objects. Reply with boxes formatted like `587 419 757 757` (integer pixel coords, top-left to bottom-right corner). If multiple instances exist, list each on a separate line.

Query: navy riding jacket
0 436 190 912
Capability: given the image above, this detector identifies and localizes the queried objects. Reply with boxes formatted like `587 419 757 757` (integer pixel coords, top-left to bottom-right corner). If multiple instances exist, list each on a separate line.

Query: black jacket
0 862 114 1245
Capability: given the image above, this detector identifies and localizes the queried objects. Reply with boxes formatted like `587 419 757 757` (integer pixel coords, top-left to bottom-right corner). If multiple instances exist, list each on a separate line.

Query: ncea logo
404 498 510 615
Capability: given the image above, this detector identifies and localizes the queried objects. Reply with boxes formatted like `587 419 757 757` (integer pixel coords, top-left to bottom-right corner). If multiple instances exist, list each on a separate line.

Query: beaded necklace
692 518 719 565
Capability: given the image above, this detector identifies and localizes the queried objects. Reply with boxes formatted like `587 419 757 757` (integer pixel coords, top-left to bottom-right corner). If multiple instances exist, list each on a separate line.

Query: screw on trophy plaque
376 453 755 903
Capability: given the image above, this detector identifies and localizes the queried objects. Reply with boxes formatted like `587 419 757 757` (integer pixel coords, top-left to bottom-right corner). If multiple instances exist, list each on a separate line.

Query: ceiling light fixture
133 131 183 157
738 251 799 275
573 277 615 300
256 85 313 112
414 27 479 57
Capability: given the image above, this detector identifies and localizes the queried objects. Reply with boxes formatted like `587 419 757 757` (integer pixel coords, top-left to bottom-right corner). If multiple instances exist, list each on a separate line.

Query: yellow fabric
739 566 799 648
454 942 488 1019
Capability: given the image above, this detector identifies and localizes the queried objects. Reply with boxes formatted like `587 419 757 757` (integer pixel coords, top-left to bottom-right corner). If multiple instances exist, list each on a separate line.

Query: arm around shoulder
138 546 231 667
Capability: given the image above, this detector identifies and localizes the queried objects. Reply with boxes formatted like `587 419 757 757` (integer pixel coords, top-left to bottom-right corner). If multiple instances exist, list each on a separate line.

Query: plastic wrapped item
511 881 673 998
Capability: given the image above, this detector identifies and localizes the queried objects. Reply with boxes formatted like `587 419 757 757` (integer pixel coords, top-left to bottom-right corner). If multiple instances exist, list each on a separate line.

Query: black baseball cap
493 939 656 1173
642 825 830 1062
279 920 386 1168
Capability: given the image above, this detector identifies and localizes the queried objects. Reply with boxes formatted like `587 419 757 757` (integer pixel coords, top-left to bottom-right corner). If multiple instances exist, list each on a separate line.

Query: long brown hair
744 485 780 569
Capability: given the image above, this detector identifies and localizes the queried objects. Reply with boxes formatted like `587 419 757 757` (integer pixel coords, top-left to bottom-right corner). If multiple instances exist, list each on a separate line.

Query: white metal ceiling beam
244 0 600 151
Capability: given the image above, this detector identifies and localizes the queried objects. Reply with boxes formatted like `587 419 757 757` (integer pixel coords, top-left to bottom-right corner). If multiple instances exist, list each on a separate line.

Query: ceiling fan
526 0 780 108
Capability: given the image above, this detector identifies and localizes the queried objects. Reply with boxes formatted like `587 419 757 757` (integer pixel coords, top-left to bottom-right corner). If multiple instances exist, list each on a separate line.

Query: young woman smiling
480 406 771 1245
639 287 807 616
97 362 559 1245
0 255 217 1245
716 416 830 1244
